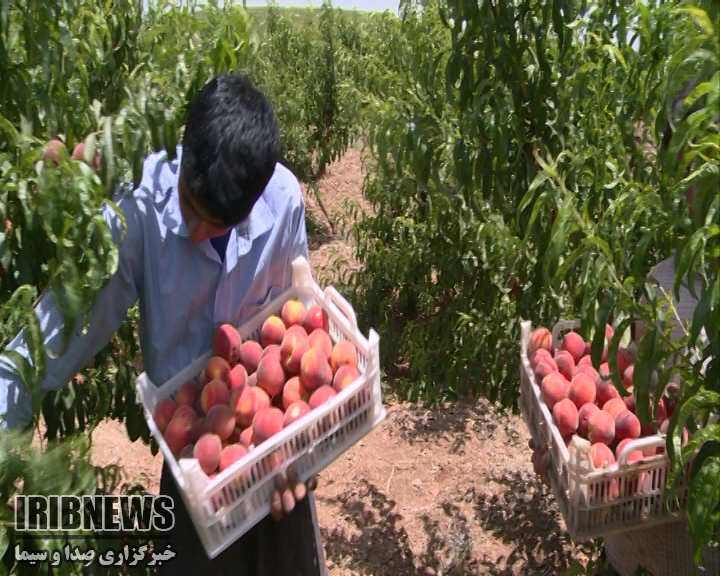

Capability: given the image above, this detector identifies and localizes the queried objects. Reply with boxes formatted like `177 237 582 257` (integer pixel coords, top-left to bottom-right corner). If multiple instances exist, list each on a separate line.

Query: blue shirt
0 146 309 430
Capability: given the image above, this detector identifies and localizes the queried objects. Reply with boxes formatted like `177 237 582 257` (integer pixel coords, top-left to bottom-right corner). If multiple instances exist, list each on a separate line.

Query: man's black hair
181 74 280 226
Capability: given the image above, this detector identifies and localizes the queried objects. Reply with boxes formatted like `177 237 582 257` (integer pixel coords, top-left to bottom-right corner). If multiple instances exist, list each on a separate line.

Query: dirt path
88 146 599 575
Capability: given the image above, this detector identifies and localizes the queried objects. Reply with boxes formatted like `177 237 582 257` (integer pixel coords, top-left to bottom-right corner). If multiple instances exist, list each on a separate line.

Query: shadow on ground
318 473 600 576
318 479 478 575
387 399 524 456
474 470 600 575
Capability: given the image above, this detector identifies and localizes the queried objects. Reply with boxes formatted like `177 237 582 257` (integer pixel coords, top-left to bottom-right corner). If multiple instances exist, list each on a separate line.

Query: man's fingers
270 489 283 521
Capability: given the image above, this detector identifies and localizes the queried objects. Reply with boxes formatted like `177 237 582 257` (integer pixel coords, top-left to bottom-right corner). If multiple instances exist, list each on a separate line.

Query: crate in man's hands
136 257 385 559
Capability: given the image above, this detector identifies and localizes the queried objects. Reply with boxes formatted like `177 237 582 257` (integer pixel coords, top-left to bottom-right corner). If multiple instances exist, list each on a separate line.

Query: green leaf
687 456 720 564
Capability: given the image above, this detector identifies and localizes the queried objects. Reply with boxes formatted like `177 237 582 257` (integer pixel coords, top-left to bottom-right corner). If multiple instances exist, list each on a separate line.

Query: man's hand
270 467 318 521
529 438 551 488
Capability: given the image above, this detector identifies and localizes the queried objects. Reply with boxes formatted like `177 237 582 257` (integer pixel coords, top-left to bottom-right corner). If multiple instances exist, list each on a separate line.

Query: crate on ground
136 257 385 559
518 319 694 541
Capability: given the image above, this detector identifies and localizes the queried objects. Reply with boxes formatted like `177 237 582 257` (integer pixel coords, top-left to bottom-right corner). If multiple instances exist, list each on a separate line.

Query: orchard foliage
347 0 719 563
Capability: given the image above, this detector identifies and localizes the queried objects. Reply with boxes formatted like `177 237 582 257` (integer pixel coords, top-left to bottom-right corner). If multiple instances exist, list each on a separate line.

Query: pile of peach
152 300 361 479
529 326 687 489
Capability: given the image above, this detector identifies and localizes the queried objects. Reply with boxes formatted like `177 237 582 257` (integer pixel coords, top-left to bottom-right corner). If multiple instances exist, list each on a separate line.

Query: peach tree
347 0 718 563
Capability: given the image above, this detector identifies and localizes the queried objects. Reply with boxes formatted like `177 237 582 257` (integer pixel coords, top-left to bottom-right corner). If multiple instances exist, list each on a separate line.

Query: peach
261 315 286 348
552 398 578 436
575 363 599 382
247 372 257 388
595 373 620 407
153 399 176 433
617 347 633 378
308 329 333 358
304 305 329 333
300 349 330 392
603 398 628 419
165 417 194 456
333 365 360 393
231 387 259 428
283 376 310 411
200 379 230 414
206 404 236 441
330 340 358 375
589 410 615 445
281 299 307 328
615 438 635 460
280 332 310 375
213 324 242 365
197 369 208 389
568 373 596 409
577 355 593 368
561 331 585 364
615 410 641 443
253 386 271 411
219 444 248 472
578 403 600 439
190 417 208 443
229 363 249 392
44 139 66 165
325 364 333 387
286 324 309 339
256 356 286 398
530 348 553 370
541 372 568 410
174 381 197 406
240 426 254 448
205 356 231 385
309 385 337 410
622 365 634 390
284 400 311 427
554 350 575 381
534 358 558 383
261 344 281 362
529 327 552 359
194 434 222 474
253 407 285 444
239 340 263 375
623 388 636 413
591 443 616 470
172 404 199 425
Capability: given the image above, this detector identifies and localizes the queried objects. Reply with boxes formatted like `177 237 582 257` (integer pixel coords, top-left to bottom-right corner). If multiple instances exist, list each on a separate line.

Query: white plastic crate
136 257 385 559
519 319 695 541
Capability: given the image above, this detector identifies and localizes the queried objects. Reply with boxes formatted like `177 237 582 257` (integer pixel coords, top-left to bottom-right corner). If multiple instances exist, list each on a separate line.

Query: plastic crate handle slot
323 286 358 333
616 435 666 465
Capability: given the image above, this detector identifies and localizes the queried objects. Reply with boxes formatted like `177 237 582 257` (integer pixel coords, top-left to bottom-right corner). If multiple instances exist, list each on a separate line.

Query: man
0 74 325 575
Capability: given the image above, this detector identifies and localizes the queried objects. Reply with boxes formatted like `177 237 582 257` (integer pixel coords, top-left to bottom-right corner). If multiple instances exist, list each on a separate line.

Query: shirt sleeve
0 188 144 431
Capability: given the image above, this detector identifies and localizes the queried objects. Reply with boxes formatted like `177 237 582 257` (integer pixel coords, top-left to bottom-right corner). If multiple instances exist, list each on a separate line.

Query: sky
243 0 399 11
143 0 401 13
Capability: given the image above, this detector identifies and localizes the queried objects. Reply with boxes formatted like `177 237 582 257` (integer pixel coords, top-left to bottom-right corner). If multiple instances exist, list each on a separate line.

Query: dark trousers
156 462 325 576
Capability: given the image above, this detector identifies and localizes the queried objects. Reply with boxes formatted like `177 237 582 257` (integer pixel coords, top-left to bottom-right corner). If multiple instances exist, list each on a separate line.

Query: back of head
181 74 280 227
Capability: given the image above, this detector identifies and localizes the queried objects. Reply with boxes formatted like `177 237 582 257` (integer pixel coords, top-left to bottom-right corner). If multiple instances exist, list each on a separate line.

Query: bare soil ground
88 146 600 575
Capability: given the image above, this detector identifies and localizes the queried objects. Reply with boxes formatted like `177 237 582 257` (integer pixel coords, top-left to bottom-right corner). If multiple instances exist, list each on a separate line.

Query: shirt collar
161 147 274 246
